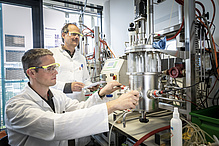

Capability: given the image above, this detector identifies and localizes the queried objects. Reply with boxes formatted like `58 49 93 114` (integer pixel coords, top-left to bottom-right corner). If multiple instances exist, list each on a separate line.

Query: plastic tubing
195 1 205 16
133 125 170 146
209 0 215 29
195 8 201 17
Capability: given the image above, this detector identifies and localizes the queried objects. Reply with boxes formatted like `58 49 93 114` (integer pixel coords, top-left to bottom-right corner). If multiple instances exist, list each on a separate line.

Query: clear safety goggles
28 63 60 73
68 32 83 37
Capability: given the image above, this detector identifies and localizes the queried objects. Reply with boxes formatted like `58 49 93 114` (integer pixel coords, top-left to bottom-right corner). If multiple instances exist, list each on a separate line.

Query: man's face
34 55 58 88
63 24 80 48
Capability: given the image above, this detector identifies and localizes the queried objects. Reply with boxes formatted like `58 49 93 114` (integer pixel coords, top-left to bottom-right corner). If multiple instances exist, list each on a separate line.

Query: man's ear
26 69 35 78
62 32 66 39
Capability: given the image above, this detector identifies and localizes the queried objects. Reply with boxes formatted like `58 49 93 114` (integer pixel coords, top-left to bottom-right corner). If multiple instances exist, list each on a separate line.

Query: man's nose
75 35 80 38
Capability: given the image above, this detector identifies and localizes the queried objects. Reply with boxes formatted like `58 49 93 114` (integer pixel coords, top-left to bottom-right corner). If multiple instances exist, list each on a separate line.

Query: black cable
203 76 209 108
200 22 219 80
198 90 206 108
198 24 207 109
211 23 216 36
204 29 219 80
205 82 209 108
145 110 172 117
146 112 172 117
170 79 204 92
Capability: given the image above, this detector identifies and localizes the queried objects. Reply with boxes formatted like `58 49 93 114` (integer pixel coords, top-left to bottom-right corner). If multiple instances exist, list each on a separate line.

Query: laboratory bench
93 110 172 146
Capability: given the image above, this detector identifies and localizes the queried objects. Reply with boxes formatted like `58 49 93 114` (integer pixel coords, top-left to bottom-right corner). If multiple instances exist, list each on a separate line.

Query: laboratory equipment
101 58 129 99
125 0 218 123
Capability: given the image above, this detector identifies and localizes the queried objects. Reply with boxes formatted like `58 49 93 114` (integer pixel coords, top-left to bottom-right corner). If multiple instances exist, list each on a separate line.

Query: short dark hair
61 22 78 43
22 48 53 78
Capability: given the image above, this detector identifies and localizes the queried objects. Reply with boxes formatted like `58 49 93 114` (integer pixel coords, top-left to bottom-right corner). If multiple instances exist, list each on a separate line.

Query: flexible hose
133 125 170 146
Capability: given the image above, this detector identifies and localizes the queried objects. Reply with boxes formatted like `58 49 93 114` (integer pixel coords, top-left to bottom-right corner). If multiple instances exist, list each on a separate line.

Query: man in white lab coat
50 23 97 102
5 48 139 146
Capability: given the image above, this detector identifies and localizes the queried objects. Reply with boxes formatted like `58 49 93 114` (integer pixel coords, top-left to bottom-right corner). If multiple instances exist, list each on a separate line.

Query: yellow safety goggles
68 32 83 37
28 63 60 73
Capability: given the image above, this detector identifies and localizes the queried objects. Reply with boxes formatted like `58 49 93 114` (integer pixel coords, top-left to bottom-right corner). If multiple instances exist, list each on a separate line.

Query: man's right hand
106 90 140 114
71 82 85 92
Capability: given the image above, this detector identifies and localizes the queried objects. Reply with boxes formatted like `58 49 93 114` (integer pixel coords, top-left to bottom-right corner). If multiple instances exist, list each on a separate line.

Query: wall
43 8 65 48
104 0 134 57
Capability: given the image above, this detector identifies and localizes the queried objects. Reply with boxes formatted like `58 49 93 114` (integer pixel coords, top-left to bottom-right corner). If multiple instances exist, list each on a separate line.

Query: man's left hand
99 81 122 97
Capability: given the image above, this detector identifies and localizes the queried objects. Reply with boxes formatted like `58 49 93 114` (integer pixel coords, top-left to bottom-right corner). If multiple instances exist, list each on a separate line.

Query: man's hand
98 81 122 97
88 85 100 92
106 90 140 114
71 82 85 92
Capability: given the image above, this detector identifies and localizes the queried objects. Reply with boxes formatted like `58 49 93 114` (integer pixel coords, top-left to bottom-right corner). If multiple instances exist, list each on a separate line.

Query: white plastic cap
173 107 179 118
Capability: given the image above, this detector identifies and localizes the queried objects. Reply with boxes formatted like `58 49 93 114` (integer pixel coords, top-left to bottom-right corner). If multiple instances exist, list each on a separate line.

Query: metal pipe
184 0 196 119
49 0 103 10
155 96 186 103
147 0 154 44
94 26 101 81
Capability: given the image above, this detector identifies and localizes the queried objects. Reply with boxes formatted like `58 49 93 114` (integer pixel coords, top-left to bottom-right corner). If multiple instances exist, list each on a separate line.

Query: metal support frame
0 3 5 127
184 0 196 120
32 0 44 48
49 0 103 11
94 26 101 81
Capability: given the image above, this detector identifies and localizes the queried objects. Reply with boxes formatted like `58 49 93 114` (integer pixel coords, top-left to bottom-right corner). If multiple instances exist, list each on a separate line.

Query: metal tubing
147 0 154 44
155 96 186 103
94 26 101 81
184 0 196 120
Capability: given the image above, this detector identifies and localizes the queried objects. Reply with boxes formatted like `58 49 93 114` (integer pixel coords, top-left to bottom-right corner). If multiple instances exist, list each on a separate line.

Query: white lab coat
50 46 92 101
5 84 109 146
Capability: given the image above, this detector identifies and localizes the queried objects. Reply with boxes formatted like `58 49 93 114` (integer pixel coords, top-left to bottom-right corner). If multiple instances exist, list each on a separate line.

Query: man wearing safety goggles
50 23 98 103
5 48 139 146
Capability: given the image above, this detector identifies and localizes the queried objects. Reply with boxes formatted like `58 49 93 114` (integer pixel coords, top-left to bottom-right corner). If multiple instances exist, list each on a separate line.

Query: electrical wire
204 76 219 105
165 78 204 93
171 94 200 107
209 0 216 29
160 76 215 108
197 15 219 76
181 118 215 145
146 111 172 117
211 23 216 36
195 1 205 16
195 8 202 17
175 0 216 31
109 111 129 146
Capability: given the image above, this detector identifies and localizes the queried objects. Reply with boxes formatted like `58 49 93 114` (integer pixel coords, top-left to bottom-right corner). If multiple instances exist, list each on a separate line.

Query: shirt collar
62 45 75 58
28 82 54 101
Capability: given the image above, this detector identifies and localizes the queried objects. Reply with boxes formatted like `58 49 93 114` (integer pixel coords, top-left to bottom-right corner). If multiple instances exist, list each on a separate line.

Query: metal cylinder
129 72 158 112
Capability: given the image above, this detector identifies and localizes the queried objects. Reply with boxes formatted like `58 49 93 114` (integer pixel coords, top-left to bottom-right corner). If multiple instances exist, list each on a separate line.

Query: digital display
107 62 114 67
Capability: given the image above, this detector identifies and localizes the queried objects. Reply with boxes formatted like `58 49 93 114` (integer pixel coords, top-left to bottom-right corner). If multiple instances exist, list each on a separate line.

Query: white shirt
5 84 109 146
50 46 92 101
